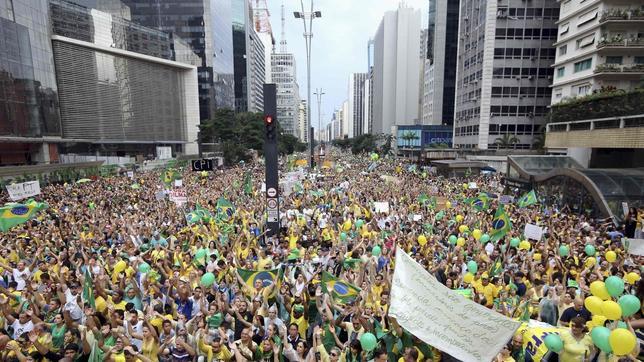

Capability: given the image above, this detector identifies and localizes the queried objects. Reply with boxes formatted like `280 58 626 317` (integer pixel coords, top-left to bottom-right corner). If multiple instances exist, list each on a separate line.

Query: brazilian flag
490 204 512 242
161 168 180 186
82 269 96 309
417 193 429 205
517 190 538 208
320 271 360 303
243 172 252 195
186 204 213 224
489 256 504 277
0 199 47 232
216 197 235 222
237 268 281 297
465 193 490 212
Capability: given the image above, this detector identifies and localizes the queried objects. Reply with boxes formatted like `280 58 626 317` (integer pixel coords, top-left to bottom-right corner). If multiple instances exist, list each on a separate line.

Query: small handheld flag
490 204 512 242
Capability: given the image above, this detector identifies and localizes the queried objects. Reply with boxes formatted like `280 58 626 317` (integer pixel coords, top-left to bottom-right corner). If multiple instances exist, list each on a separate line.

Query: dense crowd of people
0 152 642 362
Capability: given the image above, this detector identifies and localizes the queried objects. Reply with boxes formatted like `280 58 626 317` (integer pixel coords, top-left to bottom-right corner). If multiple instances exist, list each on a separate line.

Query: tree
532 127 546 151
332 138 352 150
494 134 519 149
379 134 395 155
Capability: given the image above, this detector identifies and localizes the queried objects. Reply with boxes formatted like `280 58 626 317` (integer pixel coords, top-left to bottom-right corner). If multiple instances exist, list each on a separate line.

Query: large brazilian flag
0 199 47 232
237 268 281 297
490 204 512 242
320 271 361 304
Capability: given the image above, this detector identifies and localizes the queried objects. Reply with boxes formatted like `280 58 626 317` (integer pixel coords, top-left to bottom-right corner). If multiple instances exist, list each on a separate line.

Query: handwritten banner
390 247 520 362
6 180 41 201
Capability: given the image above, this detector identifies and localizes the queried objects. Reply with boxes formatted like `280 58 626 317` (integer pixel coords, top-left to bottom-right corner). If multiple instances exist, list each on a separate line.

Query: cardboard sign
499 195 514 204
374 202 389 214
468 182 478 189
626 238 644 256
169 189 187 206
6 181 41 201
174 179 183 188
127 171 134 179
524 223 544 241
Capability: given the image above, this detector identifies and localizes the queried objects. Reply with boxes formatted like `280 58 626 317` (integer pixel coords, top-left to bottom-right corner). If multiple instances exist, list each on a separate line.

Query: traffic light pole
263 84 280 238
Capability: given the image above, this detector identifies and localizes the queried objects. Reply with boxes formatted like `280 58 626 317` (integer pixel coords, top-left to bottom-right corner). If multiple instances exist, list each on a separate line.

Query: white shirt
11 319 34 339
12 267 30 291
125 319 143 350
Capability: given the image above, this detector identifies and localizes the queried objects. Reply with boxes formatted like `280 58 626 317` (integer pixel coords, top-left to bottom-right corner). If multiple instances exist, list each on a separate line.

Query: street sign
191 159 214 171
267 197 279 222
267 187 277 197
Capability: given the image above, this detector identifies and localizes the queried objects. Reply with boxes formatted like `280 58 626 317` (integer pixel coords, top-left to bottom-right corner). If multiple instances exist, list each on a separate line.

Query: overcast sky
265 0 428 132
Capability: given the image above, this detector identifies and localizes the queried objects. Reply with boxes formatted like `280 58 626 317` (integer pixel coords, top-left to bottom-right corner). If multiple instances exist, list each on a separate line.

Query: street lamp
294 0 321 169
313 88 324 144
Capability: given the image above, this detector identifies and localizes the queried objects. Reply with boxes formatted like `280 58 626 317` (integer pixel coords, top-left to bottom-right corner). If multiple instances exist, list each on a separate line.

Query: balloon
617 321 628 329
544 334 563 353
584 296 603 315
138 262 150 274
200 272 215 288
114 260 127 273
195 248 207 260
591 314 607 328
609 328 637 356
355 219 365 228
462 183 468 190
480 234 490 243
605 250 616 263
510 238 520 247
360 332 377 352
590 281 610 300
372 245 382 257
591 326 612 353
463 273 474 284
340 232 348 241
417 235 427 246
626 272 640 285
472 229 482 240
559 245 569 257
445 201 452 209
600 300 622 320
585 257 596 268
605 276 624 297
456 237 465 247
519 240 531 250
456 214 464 222
459 225 468 234
435 211 445 220
370 153 379 161
449 235 458 245
585 244 596 256
618 294 641 317
467 260 478 274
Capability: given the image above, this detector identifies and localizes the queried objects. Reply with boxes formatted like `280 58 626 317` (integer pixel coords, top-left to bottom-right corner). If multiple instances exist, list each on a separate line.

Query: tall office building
348 73 367 138
340 100 350 139
363 71 372 135
123 0 235 119
453 0 558 150
422 0 459 125
550 1 644 104
232 0 264 113
272 53 300 138
298 100 308 142
372 6 421 134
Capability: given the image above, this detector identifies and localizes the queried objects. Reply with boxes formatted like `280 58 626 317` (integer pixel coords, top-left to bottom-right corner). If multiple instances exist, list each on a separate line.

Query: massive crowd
0 153 642 362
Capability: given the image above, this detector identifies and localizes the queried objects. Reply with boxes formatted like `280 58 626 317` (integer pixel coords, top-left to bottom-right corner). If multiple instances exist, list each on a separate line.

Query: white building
348 73 368 138
258 32 274 84
271 53 300 138
372 5 422 134
550 1 644 104
298 100 308 142
341 100 350 138
363 73 372 134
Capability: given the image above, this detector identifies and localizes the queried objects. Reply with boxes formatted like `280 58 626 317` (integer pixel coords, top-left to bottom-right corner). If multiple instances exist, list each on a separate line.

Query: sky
265 0 428 132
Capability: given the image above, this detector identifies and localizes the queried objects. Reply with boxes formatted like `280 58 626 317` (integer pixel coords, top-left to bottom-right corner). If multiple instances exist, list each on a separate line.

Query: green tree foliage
494 134 519 149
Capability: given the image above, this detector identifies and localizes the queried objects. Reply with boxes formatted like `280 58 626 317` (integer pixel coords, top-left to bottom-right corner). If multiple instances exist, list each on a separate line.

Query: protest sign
155 191 166 201
524 223 544 241
374 202 389 214
174 179 183 188
127 171 134 179
390 248 520 362
6 181 41 201
413 214 422 222
169 189 187 206
627 238 644 256
499 195 514 204
468 182 478 189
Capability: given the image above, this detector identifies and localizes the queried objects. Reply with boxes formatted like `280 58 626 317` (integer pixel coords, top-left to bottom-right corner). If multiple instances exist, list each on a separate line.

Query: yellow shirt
142 338 160 362
107 296 127 311
560 330 593 362
199 338 233 361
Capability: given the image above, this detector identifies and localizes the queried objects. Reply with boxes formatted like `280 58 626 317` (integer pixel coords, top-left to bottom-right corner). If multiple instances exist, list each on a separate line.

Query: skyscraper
272 53 300 137
232 0 264 113
422 0 459 125
453 0 557 150
348 73 367 138
372 6 421 134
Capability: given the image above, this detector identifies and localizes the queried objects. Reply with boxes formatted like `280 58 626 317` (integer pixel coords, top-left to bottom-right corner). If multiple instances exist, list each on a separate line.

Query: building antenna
280 2 287 53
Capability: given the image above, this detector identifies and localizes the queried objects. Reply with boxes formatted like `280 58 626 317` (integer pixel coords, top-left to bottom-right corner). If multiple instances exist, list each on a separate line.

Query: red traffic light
264 115 274 125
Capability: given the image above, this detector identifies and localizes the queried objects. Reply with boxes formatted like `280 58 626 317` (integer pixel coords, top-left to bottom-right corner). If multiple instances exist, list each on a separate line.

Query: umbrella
76 178 92 184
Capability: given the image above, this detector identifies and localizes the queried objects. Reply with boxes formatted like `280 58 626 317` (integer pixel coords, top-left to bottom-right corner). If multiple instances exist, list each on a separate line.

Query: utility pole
263 84 280 238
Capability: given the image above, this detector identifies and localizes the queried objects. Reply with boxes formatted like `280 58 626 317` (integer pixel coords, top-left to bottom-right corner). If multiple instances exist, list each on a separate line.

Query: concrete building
372 5 422 135
363 72 373 135
550 1 644 104
272 53 300 138
232 0 264 113
452 0 558 150
340 100 350 139
348 73 368 138
422 0 459 126
298 100 308 143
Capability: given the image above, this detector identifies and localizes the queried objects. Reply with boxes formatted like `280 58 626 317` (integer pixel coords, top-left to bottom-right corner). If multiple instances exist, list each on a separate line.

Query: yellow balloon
626 272 641 285
342 220 352 231
584 296 603 315
519 240 531 250
418 235 428 246
533 253 542 262
456 214 464 222
606 251 617 263
609 328 637 356
472 229 482 240
456 237 465 247
590 281 610 300
114 260 127 273
463 273 474 284
585 257 596 268
445 201 452 209
459 225 468 234
600 300 622 320
591 314 607 327
462 183 468 189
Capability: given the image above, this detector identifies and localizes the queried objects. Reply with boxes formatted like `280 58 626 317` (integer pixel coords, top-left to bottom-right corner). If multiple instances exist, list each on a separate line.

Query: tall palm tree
532 126 546 152
494 134 519 149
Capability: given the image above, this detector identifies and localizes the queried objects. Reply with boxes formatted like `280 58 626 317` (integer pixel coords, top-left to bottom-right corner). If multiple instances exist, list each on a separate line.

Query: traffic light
265 115 277 141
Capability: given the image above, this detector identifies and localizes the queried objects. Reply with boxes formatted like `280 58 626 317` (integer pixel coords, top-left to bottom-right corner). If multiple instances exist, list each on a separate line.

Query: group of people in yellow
0 152 641 362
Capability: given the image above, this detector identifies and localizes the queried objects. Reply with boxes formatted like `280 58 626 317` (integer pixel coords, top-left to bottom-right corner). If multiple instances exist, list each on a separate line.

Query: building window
554 88 563 99
605 56 623 64
576 34 595 49
559 45 567 56
557 67 565 78
574 58 592 72
577 84 592 96
560 23 570 36
578 9 599 27
634 56 644 64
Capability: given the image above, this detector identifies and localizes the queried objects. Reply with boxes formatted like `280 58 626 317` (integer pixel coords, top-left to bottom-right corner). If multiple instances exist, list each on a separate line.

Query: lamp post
294 1 321 169
313 88 324 143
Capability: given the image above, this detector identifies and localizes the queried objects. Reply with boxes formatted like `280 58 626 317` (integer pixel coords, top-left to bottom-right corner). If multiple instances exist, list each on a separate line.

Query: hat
481 273 489 279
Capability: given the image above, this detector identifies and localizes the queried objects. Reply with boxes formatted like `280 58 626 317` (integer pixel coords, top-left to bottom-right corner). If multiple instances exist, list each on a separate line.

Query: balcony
597 36 644 49
545 114 644 149
599 8 644 23
594 63 644 75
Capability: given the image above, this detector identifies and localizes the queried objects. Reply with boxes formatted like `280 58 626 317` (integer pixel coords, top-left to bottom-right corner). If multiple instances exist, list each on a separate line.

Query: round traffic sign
267 188 277 197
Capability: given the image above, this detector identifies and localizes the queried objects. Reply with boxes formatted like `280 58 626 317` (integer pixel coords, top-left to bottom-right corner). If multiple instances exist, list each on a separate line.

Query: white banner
373 202 389 214
524 223 544 241
627 238 644 256
169 189 187 206
390 248 520 362
6 181 41 201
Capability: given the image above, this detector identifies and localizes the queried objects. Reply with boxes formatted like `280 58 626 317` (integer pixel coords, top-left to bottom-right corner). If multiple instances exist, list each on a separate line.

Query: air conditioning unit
531 56 536 61
547 75 553 80
528 75 534 80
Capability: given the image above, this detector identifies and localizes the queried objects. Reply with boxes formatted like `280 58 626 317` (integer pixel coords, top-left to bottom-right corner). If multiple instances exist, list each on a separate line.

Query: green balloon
605 275 624 297
544 334 563 353
340 232 348 241
618 294 641 317
585 244 596 256
138 262 150 274
355 219 365 228
480 234 490 243
359 332 377 352
372 245 382 257
449 235 458 245
559 245 570 257
467 260 478 274
200 272 215 288
510 238 520 247
617 321 628 329
590 326 612 353
195 248 207 260
435 211 445 220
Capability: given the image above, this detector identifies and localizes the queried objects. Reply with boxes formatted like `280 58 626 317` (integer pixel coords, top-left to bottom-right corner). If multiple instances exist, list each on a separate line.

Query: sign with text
627 238 644 256
169 189 187 206
499 195 514 204
390 248 520 362
374 202 389 214
6 181 41 201
191 159 214 172
266 197 279 222
524 223 544 241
